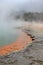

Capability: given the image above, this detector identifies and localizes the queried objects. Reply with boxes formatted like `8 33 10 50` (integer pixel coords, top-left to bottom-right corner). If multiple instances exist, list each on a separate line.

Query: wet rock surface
0 30 43 65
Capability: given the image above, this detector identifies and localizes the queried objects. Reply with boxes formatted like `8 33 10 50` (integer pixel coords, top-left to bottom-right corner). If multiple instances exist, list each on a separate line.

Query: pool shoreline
0 30 32 56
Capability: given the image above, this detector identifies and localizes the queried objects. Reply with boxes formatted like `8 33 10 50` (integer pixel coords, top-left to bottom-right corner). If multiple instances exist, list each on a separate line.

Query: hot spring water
0 20 24 46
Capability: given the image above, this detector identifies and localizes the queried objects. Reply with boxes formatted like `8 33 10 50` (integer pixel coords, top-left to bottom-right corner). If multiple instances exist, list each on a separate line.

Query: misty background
0 0 43 21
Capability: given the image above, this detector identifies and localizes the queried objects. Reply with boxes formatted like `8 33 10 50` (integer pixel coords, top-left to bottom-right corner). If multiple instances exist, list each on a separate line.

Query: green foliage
23 12 36 21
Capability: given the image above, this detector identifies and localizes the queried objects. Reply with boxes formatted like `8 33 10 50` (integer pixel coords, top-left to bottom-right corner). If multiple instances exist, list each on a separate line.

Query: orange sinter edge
0 32 32 56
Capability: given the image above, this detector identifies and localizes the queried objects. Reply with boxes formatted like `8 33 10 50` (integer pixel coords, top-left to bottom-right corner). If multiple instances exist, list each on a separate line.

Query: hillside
13 12 43 22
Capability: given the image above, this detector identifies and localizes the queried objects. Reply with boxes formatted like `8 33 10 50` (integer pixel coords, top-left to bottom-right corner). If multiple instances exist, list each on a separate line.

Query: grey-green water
0 20 24 46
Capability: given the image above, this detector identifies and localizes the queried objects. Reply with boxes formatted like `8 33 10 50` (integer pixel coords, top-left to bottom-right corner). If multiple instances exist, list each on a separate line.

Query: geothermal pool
0 20 24 47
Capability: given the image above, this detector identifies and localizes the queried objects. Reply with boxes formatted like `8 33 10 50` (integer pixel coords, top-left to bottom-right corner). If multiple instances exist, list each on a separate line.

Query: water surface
0 20 24 46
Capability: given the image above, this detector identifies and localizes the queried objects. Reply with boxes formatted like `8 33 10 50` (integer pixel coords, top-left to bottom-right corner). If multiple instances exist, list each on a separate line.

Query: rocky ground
0 27 43 65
